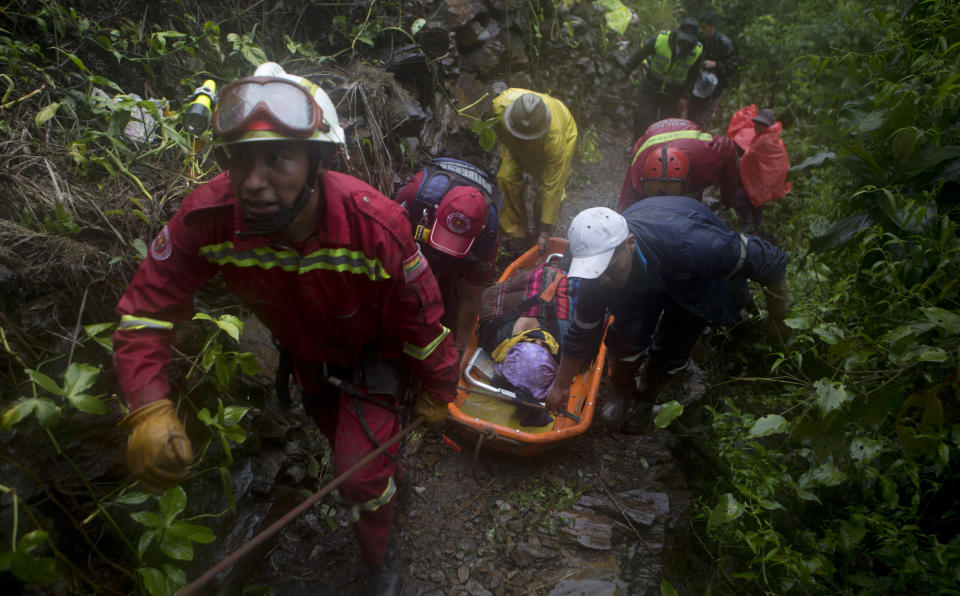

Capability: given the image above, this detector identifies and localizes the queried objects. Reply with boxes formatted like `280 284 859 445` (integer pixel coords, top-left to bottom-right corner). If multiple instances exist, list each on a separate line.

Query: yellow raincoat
492 88 578 240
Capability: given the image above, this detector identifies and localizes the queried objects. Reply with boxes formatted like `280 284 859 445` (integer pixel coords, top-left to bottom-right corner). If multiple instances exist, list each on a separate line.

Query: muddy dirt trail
206 127 715 596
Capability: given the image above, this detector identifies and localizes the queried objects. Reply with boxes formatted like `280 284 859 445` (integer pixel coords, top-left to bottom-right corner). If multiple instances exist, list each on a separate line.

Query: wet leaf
814 379 851 415
159 534 193 560
160 486 186 524
138 529 157 558
2 399 36 430
220 405 251 426
18 530 48 553
25 368 63 397
661 577 680 596
890 127 920 162
214 314 242 343
131 511 162 528
132 238 148 259
69 393 107 415
800 463 847 489
168 521 215 543
790 150 835 172
410 18 426 36
708 493 744 528
850 437 882 465
784 314 813 330
161 563 185 589
813 323 843 344
809 212 874 253
10 551 57 583
920 306 960 334
115 492 151 505
139 566 171 596
34 102 61 128
917 348 948 362
747 414 790 438
653 401 683 428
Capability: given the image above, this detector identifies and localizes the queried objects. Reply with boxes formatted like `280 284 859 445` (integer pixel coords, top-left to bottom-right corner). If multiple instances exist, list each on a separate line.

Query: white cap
252 62 347 152
567 207 629 279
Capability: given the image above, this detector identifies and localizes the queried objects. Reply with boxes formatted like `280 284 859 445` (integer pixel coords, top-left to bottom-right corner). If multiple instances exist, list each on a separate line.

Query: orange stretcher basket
446 238 607 456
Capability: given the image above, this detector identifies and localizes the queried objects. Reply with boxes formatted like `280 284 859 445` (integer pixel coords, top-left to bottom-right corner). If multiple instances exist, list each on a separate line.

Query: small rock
557 510 614 550
545 473 565 489
463 577 492 595
517 540 556 560
458 564 469 583
548 579 624 596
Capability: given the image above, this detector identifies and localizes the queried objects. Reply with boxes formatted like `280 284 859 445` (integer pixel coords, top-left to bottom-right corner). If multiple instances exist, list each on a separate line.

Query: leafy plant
129 486 216 596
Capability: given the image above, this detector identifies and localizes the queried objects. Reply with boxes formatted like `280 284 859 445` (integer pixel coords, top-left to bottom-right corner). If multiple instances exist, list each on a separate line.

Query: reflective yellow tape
349 476 397 521
118 315 175 331
403 326 451 361
199 242 390 282
632 130 715 166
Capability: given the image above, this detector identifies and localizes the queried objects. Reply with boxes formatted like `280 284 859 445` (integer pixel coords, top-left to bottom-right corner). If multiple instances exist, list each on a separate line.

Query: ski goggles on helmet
213 76 328 142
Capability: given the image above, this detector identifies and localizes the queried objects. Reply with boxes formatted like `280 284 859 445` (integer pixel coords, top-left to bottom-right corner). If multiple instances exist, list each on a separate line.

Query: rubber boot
634 351 668 401
367 530 402 596
620 354 666 435
620 400 653 435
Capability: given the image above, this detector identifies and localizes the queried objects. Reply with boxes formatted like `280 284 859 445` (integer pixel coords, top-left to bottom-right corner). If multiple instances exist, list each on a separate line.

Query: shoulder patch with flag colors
403 247 428 283
150 226 173 261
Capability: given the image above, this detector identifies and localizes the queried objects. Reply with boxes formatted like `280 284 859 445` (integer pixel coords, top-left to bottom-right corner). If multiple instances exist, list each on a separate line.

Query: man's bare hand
545 384 569 413
704 59 717 70
536 230 550 254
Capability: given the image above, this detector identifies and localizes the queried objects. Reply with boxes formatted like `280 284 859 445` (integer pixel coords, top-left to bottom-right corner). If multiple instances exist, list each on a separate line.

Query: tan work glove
413 392 448 427
121 399 193 494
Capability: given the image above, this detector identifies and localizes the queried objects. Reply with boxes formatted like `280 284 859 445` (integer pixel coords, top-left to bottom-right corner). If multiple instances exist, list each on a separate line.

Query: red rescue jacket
619 118 740 212
113 171 458 410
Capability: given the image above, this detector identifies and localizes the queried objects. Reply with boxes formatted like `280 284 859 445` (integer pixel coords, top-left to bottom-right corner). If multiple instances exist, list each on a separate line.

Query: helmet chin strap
240 157 322 237
240 184 313 236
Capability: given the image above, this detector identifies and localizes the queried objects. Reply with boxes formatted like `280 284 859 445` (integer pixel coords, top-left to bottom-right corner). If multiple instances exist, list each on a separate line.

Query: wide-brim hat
503 93 552 141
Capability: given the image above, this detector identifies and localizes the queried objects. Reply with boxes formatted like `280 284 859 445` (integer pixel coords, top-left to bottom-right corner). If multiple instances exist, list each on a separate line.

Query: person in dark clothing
544 202 790 429
688 9 739 130
624 17 704 139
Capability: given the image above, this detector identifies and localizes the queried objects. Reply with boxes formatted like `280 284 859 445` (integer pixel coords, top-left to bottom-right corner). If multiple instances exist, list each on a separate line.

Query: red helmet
641 146 690 196
642 145 690 182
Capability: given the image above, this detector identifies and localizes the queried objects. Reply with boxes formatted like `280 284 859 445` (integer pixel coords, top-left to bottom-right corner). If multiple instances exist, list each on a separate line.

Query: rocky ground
204 127 720 596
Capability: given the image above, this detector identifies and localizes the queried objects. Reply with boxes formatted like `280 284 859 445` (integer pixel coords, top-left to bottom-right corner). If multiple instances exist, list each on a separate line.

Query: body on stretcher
446 238 608 456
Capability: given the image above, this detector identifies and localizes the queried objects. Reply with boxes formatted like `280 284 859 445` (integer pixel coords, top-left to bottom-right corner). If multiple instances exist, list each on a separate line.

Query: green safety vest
647 31 702 93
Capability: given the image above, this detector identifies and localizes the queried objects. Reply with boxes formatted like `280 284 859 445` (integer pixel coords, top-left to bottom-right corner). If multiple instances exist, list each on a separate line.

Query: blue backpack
403 158 502 260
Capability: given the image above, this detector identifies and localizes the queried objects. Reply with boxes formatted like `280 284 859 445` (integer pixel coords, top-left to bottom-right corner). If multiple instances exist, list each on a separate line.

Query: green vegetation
667 0 960 593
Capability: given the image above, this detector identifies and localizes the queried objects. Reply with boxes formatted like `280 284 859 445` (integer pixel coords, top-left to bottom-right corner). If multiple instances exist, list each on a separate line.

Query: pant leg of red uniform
332 392 399 567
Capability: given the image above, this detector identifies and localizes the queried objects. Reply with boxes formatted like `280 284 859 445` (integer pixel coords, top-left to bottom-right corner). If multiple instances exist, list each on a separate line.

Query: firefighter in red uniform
394 159 501 362
112 63 455 595
618 117 740 213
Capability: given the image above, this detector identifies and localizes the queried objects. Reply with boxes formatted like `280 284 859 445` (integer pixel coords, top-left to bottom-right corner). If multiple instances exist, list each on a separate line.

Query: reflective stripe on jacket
619 118 741 211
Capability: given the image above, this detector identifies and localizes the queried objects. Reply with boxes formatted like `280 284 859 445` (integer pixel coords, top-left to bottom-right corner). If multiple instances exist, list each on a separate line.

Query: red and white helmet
212 62 346 152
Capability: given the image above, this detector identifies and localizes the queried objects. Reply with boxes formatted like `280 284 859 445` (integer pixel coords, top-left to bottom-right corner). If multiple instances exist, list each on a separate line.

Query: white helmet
251 62 347 151
692 71 719 99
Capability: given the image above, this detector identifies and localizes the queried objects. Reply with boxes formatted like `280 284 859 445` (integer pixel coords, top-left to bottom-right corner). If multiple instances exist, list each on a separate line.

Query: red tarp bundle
727 105 792 207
